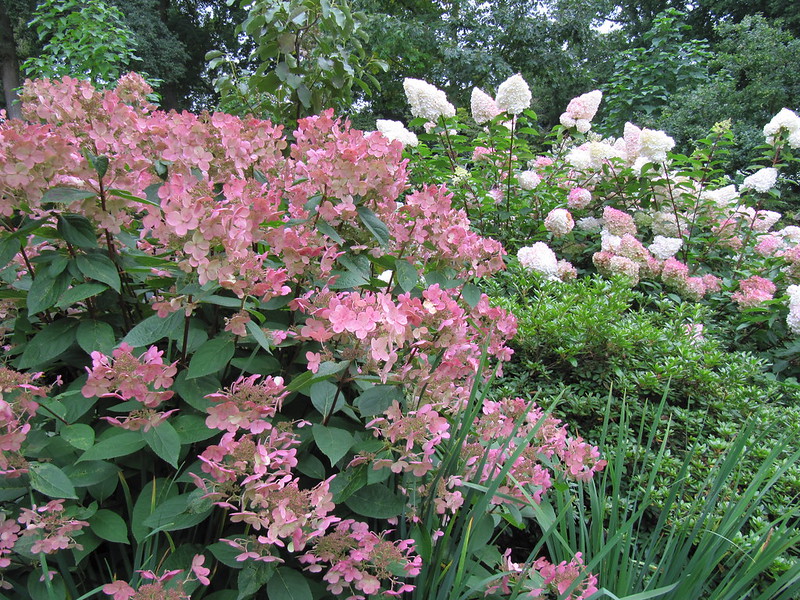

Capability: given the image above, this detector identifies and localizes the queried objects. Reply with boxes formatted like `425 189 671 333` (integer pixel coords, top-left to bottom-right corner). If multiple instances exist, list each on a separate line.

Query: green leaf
131 478 178 543
209 541 246 569
77 430 146 462
57 214 97 248
41 187 96 204
27 270 71 315
76 319 115 355
27 571 66 600
315 219 344 244
89 509 129 544
173 415 217 444
357 205 390 248
17 318 78 369
461 283 482 308
173 371 220 412
0 236 20 269
245 319 273 352
141 490 213 533
266 567 312 600
310 380 343 418
312 424 354 467
296 454 325 479
344 484 405 518
287 360 349 392
107 188 160 207
63 460 119 487
394 259 418 292
143 421 181 468
187 335 235 379
28 462 77 499
121 311 182 347
76 253 120 292
60 423 95 450
354 385 403 417
56 282 108 308
238 561 276 599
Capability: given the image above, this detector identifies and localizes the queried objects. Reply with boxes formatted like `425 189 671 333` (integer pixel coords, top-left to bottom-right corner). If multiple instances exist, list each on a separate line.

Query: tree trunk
0 0 22 119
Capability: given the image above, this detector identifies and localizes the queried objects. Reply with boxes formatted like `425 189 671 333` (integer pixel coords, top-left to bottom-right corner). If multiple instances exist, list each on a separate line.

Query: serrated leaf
57 214 97 248
41 187 96 204
357 205 390 248
60 423 95 450
77 430 145 462
17 318 78 369
266 567 311 600
76 253 120 292
28 462 77 499
143 421 181 468
121 311 182 347
76 319 116 355
394 258 418 292
187 335 235 379
315 219 344 244
312 424 354 467
344 484 405 518
27 270 71 315
238 561 276 599
56 283 108 308
89 509 129 544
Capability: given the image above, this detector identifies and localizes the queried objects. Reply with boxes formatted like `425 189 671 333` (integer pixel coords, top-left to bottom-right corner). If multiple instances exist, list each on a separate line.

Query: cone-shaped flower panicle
403 78 455 121
495 74 531 115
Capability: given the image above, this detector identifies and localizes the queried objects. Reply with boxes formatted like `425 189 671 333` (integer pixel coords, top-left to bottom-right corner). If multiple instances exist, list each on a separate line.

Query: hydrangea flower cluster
103 555 210 600
486 548 598 600
17 500 88 555
495 74 532 115
402 78 455 122
764 108 800 148
559 90 603 133
82 343 178 430
375 119 418 148
0 368 50 477
731 276 777 308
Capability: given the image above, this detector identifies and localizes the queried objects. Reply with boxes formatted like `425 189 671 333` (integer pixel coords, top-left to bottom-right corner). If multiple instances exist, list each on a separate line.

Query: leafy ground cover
0 71 799 600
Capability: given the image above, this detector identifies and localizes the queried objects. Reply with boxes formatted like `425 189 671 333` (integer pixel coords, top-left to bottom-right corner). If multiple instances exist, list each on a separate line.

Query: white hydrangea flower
495 74 531 115
375 119 419 148
700 184 739 208
752 210 782 233
741 167 778 193
403 78 455 121
517 170 541 190
576 216 602 232
517 242 559 279
787 284 800 334
470 88 499 124
600 229 622 252
779 226 800 244
650 210 683 237
648 235 683 260
544 208 574 237
764 108 800 147
566 145 592 170
639 128 675 162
